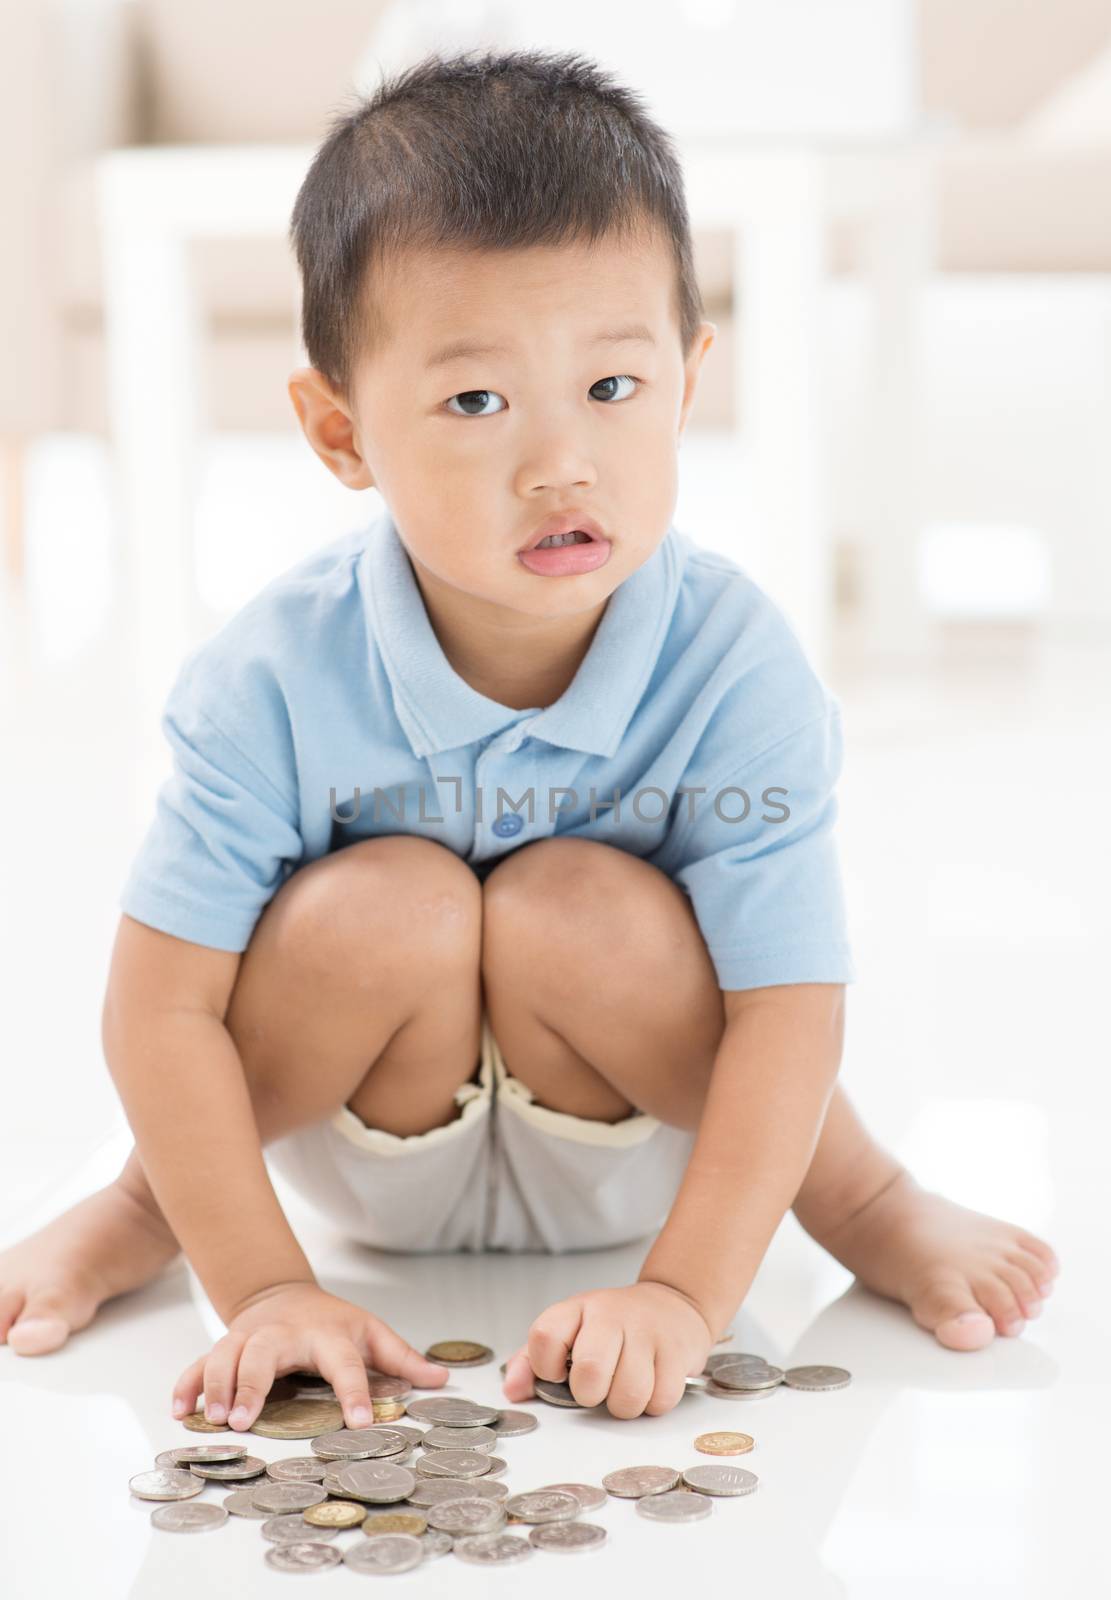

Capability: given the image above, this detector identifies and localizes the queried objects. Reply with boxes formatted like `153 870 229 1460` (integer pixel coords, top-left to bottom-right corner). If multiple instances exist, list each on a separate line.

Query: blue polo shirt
119 506 856 992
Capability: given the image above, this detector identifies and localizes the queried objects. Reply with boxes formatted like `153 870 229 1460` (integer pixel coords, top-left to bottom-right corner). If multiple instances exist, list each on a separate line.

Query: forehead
370 228 678 358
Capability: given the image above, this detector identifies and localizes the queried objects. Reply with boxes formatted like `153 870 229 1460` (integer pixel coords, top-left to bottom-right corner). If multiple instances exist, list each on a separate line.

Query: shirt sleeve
118 661 305 953
669 705 857 992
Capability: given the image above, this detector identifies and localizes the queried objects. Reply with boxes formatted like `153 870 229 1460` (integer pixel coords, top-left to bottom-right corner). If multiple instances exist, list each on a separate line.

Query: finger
314 1337 376 1428
567 1317 624 1408
528 1300 583 1383
228 1334 279 1430
501 1347 535 1403
643 1346 691 1418
202 1332 248 1424
606 1335 655 1420
365 1320 452 1389
172 1354 208 1420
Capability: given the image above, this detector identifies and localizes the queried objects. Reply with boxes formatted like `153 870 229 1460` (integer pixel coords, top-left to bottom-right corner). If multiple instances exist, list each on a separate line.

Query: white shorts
264 1014 698 1253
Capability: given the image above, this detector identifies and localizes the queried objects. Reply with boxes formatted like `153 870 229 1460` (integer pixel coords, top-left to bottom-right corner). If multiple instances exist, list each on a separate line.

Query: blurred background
3 0 1109 1336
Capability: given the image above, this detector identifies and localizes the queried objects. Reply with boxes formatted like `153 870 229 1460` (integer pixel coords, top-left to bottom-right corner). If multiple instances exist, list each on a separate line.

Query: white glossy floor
2 437 1109 1596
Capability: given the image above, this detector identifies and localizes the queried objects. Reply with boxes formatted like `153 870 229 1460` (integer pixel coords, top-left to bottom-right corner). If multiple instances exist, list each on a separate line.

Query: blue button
493 814 524 837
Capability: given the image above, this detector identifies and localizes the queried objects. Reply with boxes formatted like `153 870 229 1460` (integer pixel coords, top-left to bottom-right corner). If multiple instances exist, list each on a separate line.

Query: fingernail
956 1310 991 1323
1038 1282 1054 1296
172 1399 186 1417
1003 1320 1025 1336
229 1406 249 1427
351 1405 372 1426
207 1404 227 1423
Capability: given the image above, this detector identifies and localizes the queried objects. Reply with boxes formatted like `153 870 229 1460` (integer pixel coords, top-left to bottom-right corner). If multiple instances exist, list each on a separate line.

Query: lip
518 512 607 552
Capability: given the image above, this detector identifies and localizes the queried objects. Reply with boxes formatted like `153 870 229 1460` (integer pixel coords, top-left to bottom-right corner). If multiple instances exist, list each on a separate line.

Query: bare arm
636 983 846 1335
101 913 315 1323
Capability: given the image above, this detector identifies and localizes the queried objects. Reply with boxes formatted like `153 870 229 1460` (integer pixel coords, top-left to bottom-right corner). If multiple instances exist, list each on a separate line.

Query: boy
0 49 1057 1428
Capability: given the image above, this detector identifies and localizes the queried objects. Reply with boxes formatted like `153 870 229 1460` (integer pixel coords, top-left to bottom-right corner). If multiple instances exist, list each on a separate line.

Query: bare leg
0 837 484 1354
481 838 1060 1357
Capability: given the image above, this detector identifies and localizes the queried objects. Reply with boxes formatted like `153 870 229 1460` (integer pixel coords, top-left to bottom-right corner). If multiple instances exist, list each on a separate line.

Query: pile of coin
131 1347 851 1569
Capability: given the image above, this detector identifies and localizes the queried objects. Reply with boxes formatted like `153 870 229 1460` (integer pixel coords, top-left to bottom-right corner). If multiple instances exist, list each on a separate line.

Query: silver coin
154 1449 181 1468
264 1541 342 1572
419 1529 454 1559
160 1443 247 1466
533 1378 593 1409
452 1531 534 1566
783 1364 852 1391
637 1489 714 1523
704 1351 769 1374
266 1456 328 1483
311 1426 408 1459
366 1374 414 1401
376 1423 426 1447
426 1497 506 1535
406 1397 500 1427
491 1409 538 1437
683 1374 709 1390
535 1482 608 1513
260 1513 338 1544
150 1501 229 1533
422 1424 498 1453
188 1455 268 1481
504 1489 580 1524
343 1534 425 1574
251 1481 329 1514
334 1460 415 1502
222 1487 271 1518
710 1360 784 1391
416 1448 492 1478
681 1464 759 1497
406 1476 509 1506
529 1521 608 1553
602 1465 681 1499
129 1469 204 1502
705 1378 777 1401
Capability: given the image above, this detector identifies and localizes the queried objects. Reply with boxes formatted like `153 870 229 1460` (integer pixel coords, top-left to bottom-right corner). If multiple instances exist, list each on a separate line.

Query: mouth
516 514 613 577
518 514 607 552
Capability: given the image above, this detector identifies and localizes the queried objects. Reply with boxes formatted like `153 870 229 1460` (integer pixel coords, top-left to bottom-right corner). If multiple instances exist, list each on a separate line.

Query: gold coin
372 1402 406 1421
304 1499 367 1529
361 1511 428 1537
693 1431 755 1456
424 1340 494 1365
181 1412 229 1434
250 1396 344 1440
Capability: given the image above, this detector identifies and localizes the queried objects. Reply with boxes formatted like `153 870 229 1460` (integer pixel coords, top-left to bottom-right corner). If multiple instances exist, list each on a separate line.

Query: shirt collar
359 506 686 760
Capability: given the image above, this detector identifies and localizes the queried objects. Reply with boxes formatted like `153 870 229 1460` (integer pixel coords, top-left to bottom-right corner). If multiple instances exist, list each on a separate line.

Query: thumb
367 1321 450 1387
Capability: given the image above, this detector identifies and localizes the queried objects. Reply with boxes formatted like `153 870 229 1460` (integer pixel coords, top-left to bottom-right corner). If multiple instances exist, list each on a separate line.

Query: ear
677 321 717 438
287 366 375 490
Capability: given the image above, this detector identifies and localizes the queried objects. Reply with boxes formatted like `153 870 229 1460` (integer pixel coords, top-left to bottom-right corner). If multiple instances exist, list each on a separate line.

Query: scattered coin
529 1521 608 1552
491 1409 538 1437
264 1541 343 1573
424 1340 495 1366
426 1498 506 1536
453 1531 534 1566
129 1469 204 1502
680 1464 759 1497
534 1378 595 1409
333 1460 416 1503
366 1375 413 1401
222 1488 271 1519
422 1424 498 1453
261 1514 338 1544
535 1482 608 1513
361 1510 429 1537
783 1364 852 1391
374 1423 426 1447
406 1477 509 1506
250 1395 343 1439
711 1360 784 1391
406 1397 501 1427
371 1402 407 1421
188 1455 267 1482
150 1502 229 1533
419 1529 454 1558
343 1534 425 1574
265 1457 328 1483
251 1482 329 1515
602 1466 681 1499
637 1490 713 1523
416 1448 492 1479
304 1499 366 1528
181 1412 229 1434
160 1444 246 1466
504 1490 580 1524
705 1379 777 1401
311 1426 408 1459
694 1431 755 1456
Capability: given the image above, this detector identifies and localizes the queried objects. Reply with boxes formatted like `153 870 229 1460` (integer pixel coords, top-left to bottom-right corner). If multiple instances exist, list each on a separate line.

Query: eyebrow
422 323 657 370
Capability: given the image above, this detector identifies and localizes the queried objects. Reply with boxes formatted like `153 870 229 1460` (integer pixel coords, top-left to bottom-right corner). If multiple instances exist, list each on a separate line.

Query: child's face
290 225 714 622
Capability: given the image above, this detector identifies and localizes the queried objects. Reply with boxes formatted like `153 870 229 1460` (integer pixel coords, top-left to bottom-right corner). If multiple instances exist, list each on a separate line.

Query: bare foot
0 1179 181 1355
801 1167 1061 1350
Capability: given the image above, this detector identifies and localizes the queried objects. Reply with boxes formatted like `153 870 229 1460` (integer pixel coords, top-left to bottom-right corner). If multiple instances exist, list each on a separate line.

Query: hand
501 1280 714 1420
171 1280 450 1431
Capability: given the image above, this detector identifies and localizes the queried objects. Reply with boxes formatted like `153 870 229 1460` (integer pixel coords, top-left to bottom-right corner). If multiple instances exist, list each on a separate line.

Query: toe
7 1312 71 1355
910 1275 996 1351
6 1283 95 1356
1001 1258 1045 1319
973 1274 1026 1336
1016 1231 1060 1283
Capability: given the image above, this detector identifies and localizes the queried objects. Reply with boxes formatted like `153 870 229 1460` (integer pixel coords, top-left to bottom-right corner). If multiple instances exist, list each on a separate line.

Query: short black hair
289 46 704 405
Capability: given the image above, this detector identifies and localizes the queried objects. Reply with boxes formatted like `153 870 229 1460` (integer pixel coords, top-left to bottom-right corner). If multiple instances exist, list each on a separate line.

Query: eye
444 389 507 417
589 374 640 403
